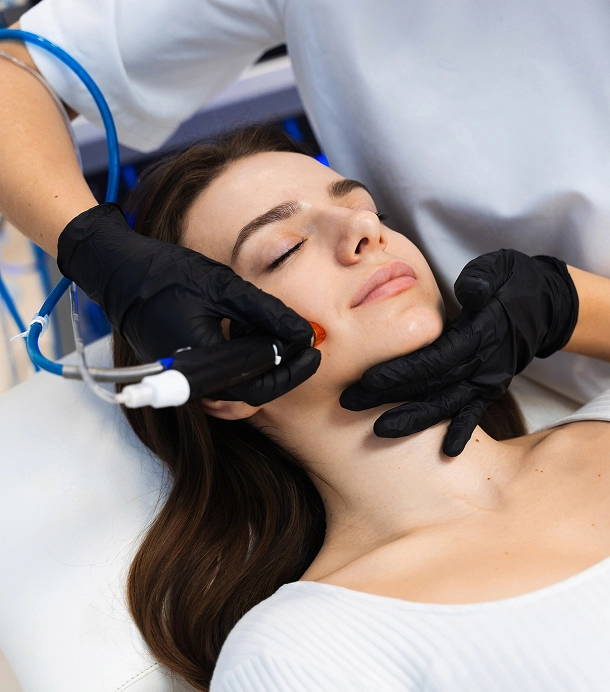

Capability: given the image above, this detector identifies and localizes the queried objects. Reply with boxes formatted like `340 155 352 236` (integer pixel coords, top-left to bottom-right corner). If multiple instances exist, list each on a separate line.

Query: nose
321 207 387 265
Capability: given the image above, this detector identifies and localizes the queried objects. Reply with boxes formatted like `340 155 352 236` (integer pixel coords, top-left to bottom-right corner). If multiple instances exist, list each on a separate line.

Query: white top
211 559 610 691
210 400 610 690
210 396 610 691
21 0 610 403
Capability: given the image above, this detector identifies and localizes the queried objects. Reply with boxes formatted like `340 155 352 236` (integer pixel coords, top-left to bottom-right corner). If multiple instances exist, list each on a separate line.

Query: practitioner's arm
0 23 97 256
0 27 319 400
563 266 610 362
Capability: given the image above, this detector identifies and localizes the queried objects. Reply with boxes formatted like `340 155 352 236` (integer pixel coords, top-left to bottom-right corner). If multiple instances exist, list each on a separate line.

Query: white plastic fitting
116 370 190 408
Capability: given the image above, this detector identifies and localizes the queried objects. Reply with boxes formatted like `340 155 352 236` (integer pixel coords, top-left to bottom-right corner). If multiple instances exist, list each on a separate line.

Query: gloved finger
341 353 482 410
442 397 490 457
454 250 514 312
356 321 481 392
372 383 474 438
219 347 321 406
211 273 314 349
340 380 400 410
132 290 226 358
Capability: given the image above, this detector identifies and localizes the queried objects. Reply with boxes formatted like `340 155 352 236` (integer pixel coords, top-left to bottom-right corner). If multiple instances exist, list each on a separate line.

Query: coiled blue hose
31 241 62 359
0 29 121 375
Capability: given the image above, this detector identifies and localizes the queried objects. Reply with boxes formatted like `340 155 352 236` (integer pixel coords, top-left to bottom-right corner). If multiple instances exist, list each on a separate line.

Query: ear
201 398 262 420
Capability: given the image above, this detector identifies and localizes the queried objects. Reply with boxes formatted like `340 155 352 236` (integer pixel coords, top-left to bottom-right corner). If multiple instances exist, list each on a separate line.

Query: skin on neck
252 382 529 580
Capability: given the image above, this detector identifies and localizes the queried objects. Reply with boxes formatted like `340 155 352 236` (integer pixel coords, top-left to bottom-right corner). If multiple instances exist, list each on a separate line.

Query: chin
393 305 444 352
367 304 443 359
328 305 444 384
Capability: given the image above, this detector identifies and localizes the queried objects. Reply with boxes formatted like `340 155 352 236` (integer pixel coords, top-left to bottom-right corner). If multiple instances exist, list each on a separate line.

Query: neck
256 394 528 573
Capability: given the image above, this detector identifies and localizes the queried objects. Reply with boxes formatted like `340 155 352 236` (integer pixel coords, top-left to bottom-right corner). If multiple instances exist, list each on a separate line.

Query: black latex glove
341 249 579 457
57 203 320 405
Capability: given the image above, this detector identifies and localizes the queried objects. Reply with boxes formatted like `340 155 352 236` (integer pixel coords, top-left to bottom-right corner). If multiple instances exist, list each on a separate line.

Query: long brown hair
114 126 526 689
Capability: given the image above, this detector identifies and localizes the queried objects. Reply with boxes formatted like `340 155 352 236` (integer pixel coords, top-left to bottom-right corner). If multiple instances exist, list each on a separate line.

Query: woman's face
184 151 444 400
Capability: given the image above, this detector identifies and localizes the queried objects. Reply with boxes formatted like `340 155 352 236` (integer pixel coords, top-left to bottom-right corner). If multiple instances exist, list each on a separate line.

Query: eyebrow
327 178 371 199
230 178 371 264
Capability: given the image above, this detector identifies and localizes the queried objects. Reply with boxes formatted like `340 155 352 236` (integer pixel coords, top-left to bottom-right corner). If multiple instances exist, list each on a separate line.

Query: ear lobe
201 398 262 420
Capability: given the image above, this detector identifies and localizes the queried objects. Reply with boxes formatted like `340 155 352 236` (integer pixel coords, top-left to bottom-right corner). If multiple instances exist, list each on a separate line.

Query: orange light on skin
309 321 326 347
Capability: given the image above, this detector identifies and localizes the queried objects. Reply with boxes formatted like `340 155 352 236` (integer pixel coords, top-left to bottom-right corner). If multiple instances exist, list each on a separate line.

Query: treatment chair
0 336 592 691
0 337 192 691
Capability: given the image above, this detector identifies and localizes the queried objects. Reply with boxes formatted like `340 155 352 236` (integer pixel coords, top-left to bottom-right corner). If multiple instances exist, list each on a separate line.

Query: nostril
355 238 368 254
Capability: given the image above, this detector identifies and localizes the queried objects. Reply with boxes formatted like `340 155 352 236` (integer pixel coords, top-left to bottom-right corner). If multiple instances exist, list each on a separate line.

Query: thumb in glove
454 250 515 312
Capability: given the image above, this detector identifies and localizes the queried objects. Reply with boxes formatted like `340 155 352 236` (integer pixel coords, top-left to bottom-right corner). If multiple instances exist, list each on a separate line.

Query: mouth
351 261 418 308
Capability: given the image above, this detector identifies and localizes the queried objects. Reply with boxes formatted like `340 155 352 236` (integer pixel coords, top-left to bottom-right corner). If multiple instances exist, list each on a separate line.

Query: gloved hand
57 203 320 405
340 249 579 456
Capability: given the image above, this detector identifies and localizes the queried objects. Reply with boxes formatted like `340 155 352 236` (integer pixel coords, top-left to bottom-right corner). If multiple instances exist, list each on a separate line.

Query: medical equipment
0 28 312 408
309 320 326 346
0 46 76 368
117 334 305 408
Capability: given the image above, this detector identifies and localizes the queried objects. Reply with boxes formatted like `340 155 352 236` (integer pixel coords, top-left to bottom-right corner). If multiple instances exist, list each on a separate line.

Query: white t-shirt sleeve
20 0 285 151
211 654 364 692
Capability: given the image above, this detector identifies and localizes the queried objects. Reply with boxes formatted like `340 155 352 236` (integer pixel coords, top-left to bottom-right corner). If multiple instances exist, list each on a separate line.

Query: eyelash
266 211 387 271
267 239 307 271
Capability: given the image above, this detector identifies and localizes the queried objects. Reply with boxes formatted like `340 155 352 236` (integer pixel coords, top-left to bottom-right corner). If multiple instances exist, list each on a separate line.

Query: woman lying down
114 127 610 691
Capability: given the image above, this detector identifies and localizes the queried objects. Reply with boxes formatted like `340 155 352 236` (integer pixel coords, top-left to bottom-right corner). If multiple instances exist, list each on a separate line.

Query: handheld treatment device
0 29 321 408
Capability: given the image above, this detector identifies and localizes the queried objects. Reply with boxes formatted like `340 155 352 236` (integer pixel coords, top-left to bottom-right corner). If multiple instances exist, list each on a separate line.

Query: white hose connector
116 370 190 408
10 314 49 342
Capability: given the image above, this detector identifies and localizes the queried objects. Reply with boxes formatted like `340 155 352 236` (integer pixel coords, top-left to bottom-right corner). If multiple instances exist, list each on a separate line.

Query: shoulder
215 583 340 663
210 652 362 691
211 583 366 691
211 582 441 690
525 419 610 507
535 419 610 466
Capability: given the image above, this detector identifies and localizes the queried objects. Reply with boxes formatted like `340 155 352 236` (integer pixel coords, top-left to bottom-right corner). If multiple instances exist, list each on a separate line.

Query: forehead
183 151 347 262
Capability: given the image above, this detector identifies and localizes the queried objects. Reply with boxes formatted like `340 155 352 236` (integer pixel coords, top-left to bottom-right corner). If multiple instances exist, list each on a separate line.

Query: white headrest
0 337 191 691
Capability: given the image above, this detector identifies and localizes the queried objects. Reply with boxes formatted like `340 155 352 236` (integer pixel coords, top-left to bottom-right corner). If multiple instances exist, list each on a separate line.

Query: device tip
309 321 326 347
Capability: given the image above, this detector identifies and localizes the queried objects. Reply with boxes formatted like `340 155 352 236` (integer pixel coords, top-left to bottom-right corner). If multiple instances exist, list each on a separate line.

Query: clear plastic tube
0 52 75 362
68 282 118 404
0 49 82 170
0 30 119 201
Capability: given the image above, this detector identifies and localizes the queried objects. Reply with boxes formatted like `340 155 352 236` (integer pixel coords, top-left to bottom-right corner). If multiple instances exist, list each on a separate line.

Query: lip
351 261 418 308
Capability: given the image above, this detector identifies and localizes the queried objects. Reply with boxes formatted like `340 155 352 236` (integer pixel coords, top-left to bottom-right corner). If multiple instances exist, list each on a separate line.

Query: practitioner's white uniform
22 0 610 402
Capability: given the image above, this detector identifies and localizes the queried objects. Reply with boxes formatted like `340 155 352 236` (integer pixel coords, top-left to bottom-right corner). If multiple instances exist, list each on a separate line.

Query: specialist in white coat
21 0 610 401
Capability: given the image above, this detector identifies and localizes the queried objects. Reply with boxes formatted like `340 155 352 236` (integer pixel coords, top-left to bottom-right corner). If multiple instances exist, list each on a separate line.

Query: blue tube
0 269 41 372
25 276 71 374
31 242 62 359
0 29 121 376
0 270 27 334
0 29 120 203
26 321 61 375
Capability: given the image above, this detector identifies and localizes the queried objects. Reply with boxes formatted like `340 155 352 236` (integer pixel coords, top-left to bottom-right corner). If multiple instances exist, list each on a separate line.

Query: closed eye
267 238 307 271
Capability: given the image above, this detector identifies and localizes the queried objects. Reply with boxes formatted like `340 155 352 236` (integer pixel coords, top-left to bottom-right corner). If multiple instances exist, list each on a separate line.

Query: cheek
253 256 333 325
253 265 352 390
